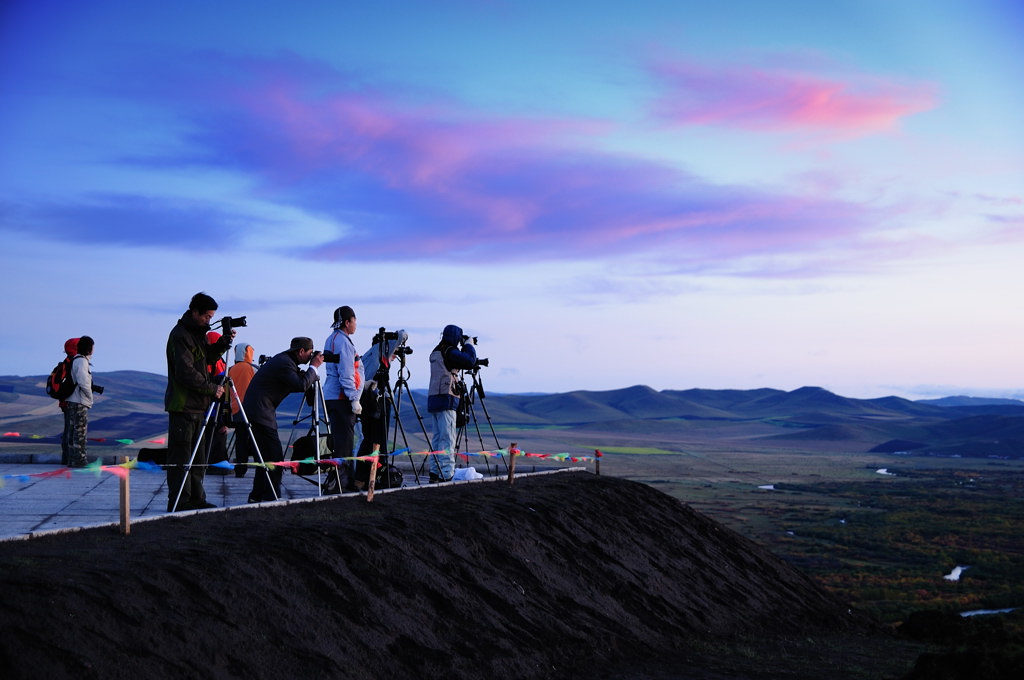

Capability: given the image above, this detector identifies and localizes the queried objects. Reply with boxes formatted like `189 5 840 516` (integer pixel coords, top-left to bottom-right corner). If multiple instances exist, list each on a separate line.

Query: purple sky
2 0 1023 398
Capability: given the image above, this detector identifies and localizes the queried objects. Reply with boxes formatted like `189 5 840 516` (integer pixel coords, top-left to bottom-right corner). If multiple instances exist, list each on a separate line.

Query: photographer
164 292 233 512
350 328 408 490
426 324 477 482
323 306 362 465
243 337 324 503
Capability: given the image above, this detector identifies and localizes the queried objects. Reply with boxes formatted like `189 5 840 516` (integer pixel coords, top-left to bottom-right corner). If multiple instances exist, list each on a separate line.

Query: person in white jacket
65 335 95 467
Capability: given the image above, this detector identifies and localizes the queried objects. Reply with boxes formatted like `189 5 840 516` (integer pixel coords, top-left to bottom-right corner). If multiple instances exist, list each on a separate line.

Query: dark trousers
232 411 253 466
325 398 356 459
167 411 211 511
249 423 283 502
354 389 390 484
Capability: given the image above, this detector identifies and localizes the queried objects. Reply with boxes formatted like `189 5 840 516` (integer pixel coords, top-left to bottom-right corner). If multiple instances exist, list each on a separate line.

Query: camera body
220 315 247 334
321 350 341 364
372 329 401 344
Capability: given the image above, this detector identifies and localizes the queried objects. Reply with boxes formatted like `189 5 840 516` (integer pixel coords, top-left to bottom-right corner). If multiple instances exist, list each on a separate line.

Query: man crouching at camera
243 337 324 503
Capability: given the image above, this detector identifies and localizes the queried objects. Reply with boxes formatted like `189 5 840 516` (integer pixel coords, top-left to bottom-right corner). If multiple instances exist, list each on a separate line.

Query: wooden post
506 442 518 486
119 456 131 536
366 445 380 502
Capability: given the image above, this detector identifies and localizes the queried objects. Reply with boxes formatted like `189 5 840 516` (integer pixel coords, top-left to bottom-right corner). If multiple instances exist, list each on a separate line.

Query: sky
2 0 1023 400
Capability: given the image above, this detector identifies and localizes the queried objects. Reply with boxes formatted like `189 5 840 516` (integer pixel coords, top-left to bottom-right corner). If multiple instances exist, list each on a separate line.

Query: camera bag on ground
45 356 77 401
291 434 323 475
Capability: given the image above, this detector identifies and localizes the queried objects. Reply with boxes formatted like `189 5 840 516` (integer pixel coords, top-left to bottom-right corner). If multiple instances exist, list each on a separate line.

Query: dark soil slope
0 472 876 679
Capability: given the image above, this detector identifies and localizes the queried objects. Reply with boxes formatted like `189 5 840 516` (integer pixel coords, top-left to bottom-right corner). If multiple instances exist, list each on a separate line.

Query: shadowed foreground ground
0 471 925 679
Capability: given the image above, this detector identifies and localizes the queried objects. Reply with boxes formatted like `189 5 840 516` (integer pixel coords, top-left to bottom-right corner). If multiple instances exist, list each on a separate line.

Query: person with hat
426 324 477 482
228 342 259 477
243 337 325 503
323 306 362 476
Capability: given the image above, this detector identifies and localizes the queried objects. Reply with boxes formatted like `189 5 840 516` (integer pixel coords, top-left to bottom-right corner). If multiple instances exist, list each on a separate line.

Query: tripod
359 329 423 487
454 365 508 474
171 376 273 512
286 379 338 495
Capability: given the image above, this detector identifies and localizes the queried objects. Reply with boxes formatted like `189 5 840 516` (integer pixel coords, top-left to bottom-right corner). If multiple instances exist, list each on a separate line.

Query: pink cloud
99 53 890 269
647 58 938 138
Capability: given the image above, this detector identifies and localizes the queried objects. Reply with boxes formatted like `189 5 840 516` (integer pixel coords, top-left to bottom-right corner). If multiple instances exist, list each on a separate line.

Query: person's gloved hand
352 400 362 415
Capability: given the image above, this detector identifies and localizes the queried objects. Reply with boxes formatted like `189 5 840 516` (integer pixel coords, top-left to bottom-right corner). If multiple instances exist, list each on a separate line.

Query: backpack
46 357 77 401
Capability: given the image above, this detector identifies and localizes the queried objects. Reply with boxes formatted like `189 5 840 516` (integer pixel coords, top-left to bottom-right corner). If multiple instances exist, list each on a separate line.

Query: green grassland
512 423 1024 626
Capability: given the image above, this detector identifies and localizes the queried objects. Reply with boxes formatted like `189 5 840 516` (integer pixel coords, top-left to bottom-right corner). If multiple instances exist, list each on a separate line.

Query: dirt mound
0 472 873 679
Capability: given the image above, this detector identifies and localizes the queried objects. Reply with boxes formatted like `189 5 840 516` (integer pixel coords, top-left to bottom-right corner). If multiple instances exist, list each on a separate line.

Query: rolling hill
2 371 1023 458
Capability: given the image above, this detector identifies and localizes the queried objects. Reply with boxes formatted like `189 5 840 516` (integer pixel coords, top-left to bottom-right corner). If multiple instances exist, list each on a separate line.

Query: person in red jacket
205 331 231 474
59 337 80 466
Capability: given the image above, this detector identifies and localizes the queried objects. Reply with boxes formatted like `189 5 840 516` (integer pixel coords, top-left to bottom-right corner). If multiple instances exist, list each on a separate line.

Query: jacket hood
235 343 254 364
64 337 80 356
441 324 463 345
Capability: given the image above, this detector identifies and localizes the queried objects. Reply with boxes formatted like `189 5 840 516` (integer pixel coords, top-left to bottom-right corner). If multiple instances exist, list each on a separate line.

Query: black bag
291 434 321 475
322 461 354 495
376 462 404 489
137 447 168 465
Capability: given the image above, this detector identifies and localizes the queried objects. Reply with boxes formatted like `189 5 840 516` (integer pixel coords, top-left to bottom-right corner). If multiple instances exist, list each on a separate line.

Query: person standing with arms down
65 336 96 468
243 337 324 503
164 292 233 512
323 306 362 466
58 337 80 466
204 330 231 474
228 342 258 477
427 324 477 482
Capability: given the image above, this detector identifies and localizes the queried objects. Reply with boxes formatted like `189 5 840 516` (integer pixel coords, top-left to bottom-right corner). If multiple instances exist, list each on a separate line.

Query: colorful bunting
0 445 601 487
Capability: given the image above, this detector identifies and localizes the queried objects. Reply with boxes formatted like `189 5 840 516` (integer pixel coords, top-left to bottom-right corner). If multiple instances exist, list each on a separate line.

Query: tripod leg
169 402 216 512
226 379 278 503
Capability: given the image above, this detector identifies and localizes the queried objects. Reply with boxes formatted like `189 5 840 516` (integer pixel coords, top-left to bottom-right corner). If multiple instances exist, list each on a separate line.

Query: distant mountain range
2 371 1023 457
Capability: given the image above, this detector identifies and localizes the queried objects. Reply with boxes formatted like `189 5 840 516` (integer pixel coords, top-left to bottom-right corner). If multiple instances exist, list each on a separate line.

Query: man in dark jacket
243 337 324 503
165 292 233 512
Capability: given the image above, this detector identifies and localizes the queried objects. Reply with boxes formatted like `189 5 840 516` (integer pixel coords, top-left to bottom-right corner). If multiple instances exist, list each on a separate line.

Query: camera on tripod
475 357 489 368
372 328 412 357
320 350 341 363
373 329 401 344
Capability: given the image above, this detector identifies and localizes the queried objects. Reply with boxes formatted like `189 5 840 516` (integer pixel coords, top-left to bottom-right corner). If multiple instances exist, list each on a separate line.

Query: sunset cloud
646 58 938 137
0 51 943 275
87 53 880 268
